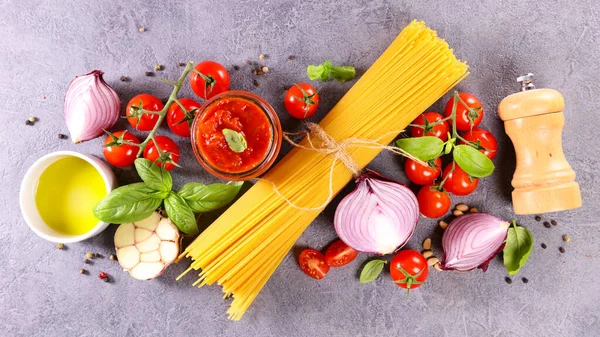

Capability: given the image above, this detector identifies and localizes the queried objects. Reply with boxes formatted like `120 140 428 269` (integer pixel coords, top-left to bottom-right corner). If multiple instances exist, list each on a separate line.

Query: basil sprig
503 220 534 275
359 259 386 283
93 158 242 235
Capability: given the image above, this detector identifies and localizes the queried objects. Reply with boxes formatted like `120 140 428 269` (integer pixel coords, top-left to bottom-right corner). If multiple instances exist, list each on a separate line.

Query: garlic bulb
64 70 120 143
114 212 180 280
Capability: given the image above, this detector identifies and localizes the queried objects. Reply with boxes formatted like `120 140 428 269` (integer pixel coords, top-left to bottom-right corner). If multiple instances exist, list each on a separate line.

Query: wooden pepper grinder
498 73 581 214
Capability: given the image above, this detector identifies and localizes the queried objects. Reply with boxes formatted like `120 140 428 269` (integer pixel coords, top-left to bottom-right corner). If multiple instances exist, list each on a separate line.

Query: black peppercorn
522 277 529 284
559 247 566 254
535 215 541 221
551 220 557 226
543 221 551 228
541 243 547 249
505 277 512 285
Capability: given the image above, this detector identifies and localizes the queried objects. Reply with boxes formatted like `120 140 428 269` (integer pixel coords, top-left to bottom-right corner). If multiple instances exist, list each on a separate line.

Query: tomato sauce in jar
192 91 281 180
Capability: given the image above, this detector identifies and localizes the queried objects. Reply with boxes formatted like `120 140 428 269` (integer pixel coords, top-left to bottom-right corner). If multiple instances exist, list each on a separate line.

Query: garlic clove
129 262 165 280
135 228 153 243
135 212 161 231
117 246 140 269
140 250 162 263
136 233 161 253
159 241 179 262
156 218 179 241
114 223 135 247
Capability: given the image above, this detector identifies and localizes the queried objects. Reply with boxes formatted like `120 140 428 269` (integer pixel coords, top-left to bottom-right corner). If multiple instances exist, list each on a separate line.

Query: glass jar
191 90 282 181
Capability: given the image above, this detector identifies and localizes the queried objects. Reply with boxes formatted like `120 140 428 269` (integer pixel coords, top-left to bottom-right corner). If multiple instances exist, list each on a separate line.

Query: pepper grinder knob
517 73 535 91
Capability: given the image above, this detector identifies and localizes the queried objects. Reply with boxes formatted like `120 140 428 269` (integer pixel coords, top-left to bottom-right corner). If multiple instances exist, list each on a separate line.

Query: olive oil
35 157 107 236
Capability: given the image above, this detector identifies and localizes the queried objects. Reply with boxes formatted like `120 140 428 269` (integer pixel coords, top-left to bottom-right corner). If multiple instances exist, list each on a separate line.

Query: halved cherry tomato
126 94 164 131
324 240 358 267
167 98 202 138
404 157 442 185
410 112 450 141
441 164 478 196
298 248 329 280
143 135 180 171
103 131 140 167
444 92 484 131
390 250 428 294
460 128 498 160
190 61 230 100
417 185 451 218
284 83 320 119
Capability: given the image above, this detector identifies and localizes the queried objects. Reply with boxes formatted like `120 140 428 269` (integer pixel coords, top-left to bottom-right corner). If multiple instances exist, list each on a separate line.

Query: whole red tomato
417 185 451 218
284 83 320 119
126 94 164 131
143 135 180 171
410 112 450 141
298 248 329 280
441 164 478 196
190 61 230 100
324 240 358 267
444 92 484 131
103 131 140 167
405 157 442 185
460 128 498 160
390 250 429 294
167 98 202 138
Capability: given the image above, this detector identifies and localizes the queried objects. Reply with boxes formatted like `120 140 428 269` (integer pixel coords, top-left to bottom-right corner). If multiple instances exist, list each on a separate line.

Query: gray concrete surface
1 0 599 336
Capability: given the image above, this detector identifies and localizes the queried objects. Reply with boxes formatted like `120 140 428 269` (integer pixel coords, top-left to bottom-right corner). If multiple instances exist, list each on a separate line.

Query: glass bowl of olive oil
20 151 117 243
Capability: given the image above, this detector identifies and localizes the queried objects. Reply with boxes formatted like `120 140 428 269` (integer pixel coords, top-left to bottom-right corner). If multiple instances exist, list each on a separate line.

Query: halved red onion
64 70 120 143
441 213 510 272
334 171 419 255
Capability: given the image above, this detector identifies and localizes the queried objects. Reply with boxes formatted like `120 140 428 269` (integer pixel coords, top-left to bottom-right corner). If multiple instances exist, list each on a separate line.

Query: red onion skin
64 70 120 143
334 170 419 255
440 213 509 272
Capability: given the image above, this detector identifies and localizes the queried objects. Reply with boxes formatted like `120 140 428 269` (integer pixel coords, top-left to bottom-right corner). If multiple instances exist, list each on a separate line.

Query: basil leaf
453 144 495 178
222 129 247 153
93 183 165 224
164 192 198 235
178 181 243 213
360 259 386 283
503 224 534 275
395 136 444 161
134 158 172 192
330 65 356 82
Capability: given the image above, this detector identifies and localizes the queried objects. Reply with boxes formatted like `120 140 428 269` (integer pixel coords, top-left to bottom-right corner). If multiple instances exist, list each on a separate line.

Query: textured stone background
1 0 599 336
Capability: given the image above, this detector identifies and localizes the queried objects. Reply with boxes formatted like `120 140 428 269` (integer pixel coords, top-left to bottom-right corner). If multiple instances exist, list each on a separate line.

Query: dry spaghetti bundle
178 20 469 320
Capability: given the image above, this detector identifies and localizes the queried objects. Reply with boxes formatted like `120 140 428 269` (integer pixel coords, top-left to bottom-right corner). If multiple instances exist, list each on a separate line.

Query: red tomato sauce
195 97 272 173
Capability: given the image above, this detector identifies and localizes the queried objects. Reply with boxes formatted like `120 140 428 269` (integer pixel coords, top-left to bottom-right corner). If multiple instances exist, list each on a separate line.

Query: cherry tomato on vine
190 61 230 100
143 135 180 171
324 240 358 267
417 185 451 218
167 98 202 138
298 248 329 280
103 131 140 167
410 112 450 141
441 164 479 196
460 128 498 160
284 83 320 119
404 157 442 185
126 94 164 131
390 250 428 294
444 92 484 131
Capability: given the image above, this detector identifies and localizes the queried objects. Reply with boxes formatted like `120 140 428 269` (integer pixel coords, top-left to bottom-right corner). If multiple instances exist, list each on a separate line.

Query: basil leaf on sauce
178 182 243 213
222 128 247 153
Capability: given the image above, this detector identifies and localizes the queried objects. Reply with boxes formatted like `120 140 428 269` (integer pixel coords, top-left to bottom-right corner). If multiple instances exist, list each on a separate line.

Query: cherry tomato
410 112 450 141
404 157 442 185
444 92 484 131
417 185 451 218
390 250 428 293
460 128 498 160
284 83 320 119
190 61 230 100
441 164 479 196
143 135 180 171
167 98 202 138
126 94 164 131
298 248 330 280
324 240 358 267
103 131 140 167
